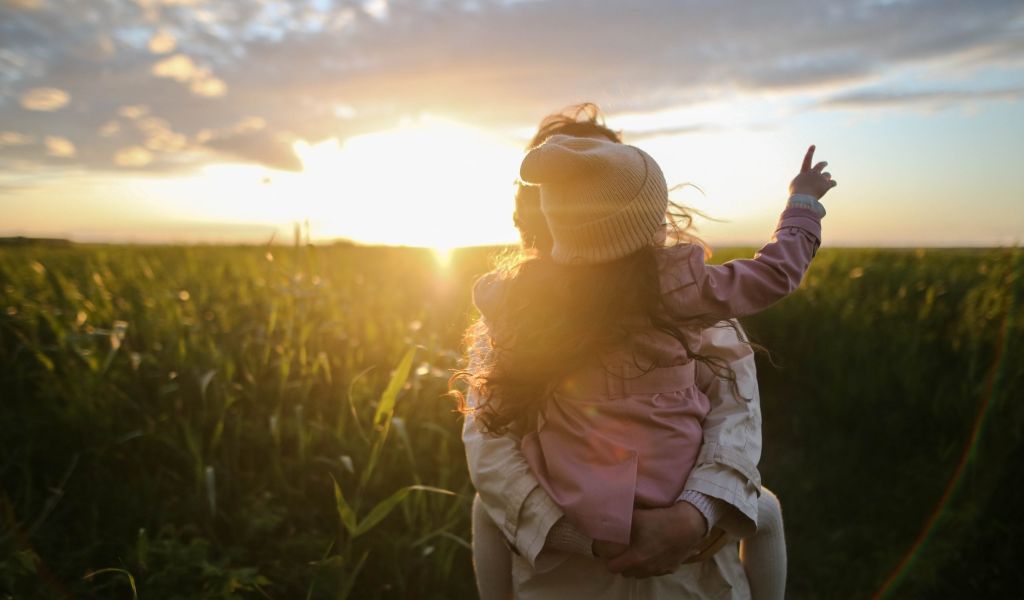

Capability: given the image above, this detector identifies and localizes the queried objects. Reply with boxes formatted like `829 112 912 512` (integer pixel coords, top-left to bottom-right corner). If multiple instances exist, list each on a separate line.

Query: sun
430 246 456 268
150 115 526 246
287 115 524 248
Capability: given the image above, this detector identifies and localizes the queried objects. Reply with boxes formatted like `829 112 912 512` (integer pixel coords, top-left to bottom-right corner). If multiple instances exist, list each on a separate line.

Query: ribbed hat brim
547 149 668 265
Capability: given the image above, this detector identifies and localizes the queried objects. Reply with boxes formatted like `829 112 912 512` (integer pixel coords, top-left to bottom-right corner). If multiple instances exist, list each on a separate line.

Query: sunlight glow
134 115 525 247
431 246 456 268
291 115 522 248
634 129 792 247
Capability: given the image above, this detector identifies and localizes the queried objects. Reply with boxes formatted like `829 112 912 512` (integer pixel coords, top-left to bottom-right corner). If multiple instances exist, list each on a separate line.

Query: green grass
0 244 1021 599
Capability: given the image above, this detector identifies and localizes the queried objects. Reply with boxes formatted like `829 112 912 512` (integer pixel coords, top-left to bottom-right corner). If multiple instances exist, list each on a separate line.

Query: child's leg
472 493 514 600
740 488 787 600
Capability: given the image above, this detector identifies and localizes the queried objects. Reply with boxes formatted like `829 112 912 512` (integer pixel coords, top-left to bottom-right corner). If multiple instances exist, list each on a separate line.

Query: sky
1 0 1022 247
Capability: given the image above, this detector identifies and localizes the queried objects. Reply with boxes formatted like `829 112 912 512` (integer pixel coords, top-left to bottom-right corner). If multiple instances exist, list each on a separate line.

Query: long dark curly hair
452 104 743 436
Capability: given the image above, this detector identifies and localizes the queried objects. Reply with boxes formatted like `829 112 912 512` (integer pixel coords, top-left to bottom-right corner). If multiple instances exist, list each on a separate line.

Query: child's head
450 106 721 436
514 103 621 255
519 134 668 265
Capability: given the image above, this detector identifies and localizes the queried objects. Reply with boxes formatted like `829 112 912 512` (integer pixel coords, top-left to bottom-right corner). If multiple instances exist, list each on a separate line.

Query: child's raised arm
662 146 837 321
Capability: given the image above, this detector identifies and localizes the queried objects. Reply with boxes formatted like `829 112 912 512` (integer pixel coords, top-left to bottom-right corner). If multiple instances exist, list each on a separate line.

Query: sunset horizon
2 1 1022 248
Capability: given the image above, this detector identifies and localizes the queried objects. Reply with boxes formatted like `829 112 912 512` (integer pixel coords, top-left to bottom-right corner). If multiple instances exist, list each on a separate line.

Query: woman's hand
789 145 838 199
592 539 629 559
603 502 707 578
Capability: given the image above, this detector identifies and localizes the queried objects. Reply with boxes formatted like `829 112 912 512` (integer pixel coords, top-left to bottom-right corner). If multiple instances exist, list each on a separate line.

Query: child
462 134 834 598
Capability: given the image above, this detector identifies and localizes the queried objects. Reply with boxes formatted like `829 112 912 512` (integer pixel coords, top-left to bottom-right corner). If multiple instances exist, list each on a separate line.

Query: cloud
98 120 121 137
138 116 188 152
627 123 733 141
151 54 196 81
189 75 226 97
119 105 150 119
151 53 227 97
231 116 266 134
334 104 357 119
148 29 177 54
820 86 1024 110
363 0 389 21
19 87 70 111
114 146 154 167
0 131 34 146
204 130 302 172
0 0 1020 176
4 0 42 10
44 136 75 157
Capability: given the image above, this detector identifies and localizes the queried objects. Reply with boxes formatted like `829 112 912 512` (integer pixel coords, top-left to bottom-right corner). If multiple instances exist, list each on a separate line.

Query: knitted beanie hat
519 134 668 265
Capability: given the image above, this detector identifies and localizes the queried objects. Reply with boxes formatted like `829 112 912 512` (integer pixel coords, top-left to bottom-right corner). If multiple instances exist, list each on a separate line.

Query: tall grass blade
337 551 369 600
353 485 455 538
373 347 416 434
360 347 416 488
83 568 138 600
331 475 357 535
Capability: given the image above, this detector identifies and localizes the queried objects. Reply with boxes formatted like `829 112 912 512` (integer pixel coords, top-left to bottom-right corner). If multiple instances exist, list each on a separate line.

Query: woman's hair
452 103 738 436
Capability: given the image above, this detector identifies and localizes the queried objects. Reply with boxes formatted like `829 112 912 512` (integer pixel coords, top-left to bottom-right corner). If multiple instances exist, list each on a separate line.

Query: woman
461 104 786 599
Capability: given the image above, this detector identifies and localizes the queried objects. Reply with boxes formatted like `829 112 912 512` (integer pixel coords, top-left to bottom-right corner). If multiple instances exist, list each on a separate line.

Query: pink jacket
475 206 822 544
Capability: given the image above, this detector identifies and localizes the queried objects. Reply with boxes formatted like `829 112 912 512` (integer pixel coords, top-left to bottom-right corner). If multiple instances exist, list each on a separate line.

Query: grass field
1 243 1021 599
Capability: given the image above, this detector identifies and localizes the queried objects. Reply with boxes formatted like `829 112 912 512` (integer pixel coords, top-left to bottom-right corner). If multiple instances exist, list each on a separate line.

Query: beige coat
463 321 763 599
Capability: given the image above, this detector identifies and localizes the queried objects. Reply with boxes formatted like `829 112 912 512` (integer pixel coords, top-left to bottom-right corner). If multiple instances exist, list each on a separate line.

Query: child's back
472 134 829 547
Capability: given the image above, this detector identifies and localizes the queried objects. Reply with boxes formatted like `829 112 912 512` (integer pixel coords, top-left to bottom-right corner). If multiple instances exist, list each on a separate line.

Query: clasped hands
592 501 708 579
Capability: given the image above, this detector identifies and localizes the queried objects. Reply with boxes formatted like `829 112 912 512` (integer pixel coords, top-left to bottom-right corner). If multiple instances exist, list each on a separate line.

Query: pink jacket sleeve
661 206 822 320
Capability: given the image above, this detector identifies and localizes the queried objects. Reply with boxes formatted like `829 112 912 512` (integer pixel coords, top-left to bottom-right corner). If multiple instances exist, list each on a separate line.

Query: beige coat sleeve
685 320 763 537
461 328 564 567
462 319 764 563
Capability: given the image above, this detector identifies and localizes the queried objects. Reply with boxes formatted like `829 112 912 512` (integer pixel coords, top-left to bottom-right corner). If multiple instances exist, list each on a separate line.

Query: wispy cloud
626 122 746 141
820 86 1024 110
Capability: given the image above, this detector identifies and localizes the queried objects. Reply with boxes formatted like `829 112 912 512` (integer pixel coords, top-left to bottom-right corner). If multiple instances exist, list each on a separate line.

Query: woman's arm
463 318 766 566
463 411 565 567
461 330 565 567
604 319 764 577
683 319 763 537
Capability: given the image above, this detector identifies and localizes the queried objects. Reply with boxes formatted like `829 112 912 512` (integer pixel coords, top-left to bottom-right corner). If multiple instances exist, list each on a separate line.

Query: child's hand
592 539 629 559
789 145 837 199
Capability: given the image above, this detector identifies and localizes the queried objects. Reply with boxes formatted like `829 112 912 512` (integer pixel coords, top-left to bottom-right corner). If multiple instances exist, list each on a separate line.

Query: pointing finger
801 145 815 172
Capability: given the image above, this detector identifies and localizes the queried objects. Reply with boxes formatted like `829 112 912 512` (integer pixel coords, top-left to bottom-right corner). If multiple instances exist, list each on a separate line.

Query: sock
741 488 787 600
